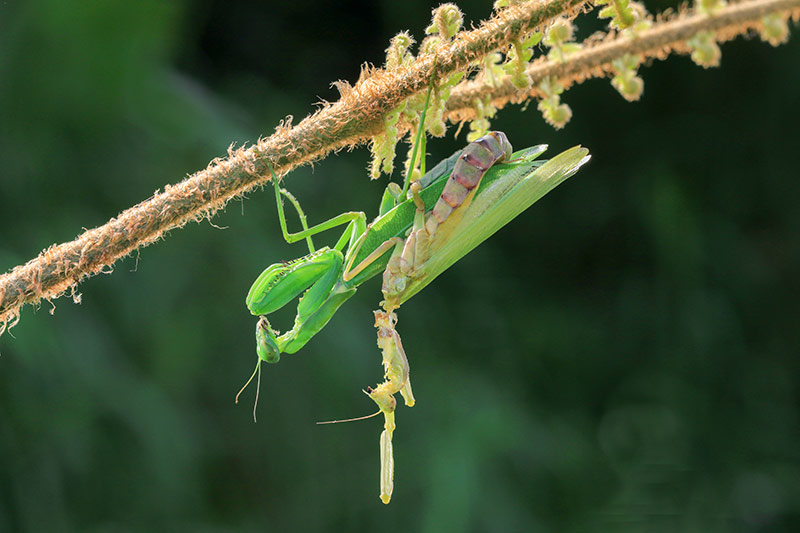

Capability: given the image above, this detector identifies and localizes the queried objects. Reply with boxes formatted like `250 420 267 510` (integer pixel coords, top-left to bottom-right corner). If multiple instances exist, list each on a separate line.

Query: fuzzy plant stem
446 0 800 120
0 0 587 330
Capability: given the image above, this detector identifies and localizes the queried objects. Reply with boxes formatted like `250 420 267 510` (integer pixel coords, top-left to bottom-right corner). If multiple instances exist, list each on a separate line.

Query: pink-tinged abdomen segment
427 132 513 232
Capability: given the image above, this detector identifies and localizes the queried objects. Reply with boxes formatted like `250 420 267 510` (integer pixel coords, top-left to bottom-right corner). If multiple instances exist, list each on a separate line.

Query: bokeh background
2 1 799 531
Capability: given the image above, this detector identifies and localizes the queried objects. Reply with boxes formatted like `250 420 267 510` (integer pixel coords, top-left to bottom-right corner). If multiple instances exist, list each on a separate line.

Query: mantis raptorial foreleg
241 170 369 400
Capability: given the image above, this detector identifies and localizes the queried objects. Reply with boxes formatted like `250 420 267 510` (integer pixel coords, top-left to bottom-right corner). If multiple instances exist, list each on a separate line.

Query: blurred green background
2 1 799 531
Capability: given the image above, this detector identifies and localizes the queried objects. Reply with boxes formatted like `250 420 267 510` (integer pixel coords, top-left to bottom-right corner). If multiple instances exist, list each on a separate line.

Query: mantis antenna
235 359 262 423
316 410 382 425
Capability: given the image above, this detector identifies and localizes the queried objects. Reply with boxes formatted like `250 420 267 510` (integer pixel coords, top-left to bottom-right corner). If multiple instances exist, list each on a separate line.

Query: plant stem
446 0 800 121
0 0 587 329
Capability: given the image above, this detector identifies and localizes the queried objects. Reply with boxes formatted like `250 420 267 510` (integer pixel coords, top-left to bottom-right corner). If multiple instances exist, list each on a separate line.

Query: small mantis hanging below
240 121 589 503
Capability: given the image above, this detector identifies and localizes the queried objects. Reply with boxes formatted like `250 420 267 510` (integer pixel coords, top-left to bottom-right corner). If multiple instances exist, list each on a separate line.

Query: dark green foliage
1 1 799 531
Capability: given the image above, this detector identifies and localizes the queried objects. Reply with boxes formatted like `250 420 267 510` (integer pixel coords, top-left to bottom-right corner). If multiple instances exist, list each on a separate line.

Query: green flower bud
760 13 789 47
687 30 721 68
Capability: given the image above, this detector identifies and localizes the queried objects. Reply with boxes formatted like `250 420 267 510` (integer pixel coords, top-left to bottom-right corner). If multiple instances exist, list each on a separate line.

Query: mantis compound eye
255 318 281 363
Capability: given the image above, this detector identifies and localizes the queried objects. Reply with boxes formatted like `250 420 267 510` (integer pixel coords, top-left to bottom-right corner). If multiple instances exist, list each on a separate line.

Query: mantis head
255 317 280 363
235 318 280 422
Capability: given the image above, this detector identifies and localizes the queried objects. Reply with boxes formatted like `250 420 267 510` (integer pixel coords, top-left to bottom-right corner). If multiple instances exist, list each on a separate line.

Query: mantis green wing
344 144 552 287
402 145 590 303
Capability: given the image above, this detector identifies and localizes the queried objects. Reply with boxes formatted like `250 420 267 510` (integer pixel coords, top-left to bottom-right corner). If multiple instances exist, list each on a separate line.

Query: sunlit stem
401 62 437 198
418 134 427 178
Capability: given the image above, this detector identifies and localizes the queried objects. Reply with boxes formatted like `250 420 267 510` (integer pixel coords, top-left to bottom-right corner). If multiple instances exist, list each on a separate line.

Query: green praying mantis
240 127 590 503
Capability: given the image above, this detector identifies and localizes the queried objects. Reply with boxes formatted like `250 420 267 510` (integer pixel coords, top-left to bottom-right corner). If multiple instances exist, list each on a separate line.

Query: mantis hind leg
276 186 315 254
267 162 367 254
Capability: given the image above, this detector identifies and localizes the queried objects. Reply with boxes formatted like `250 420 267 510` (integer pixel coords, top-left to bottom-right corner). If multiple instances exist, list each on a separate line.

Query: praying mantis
241 130 590 503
